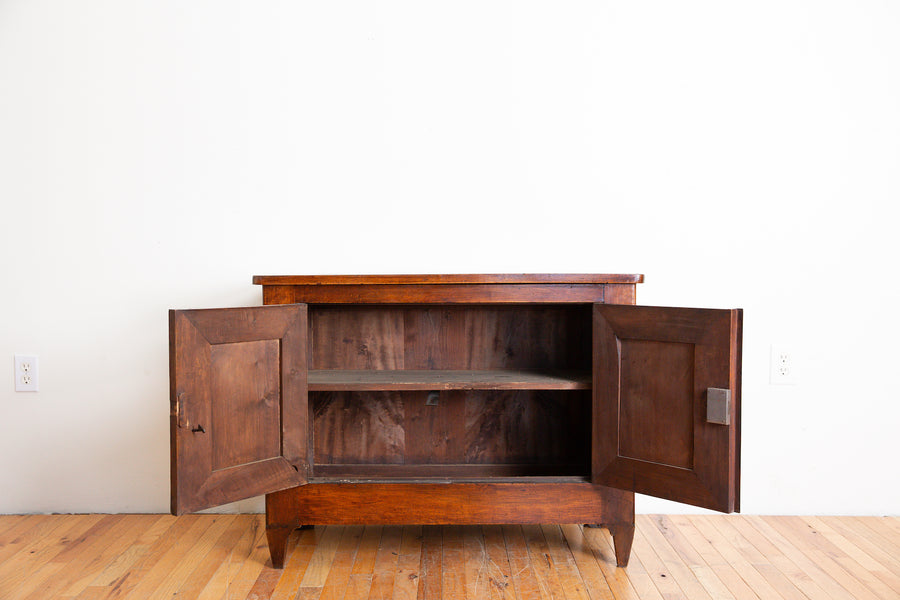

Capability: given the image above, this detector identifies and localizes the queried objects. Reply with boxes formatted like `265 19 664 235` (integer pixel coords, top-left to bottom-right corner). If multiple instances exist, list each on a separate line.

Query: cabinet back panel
309 305 592 370
310 390 591 472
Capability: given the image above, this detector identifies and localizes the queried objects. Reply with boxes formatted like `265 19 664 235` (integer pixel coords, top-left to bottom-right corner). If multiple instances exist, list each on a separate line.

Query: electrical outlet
14 354 39 392
769 345 796 385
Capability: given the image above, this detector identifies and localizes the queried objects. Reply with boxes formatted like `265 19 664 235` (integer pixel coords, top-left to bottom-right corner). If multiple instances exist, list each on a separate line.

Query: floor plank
21 515 130 600
440 525 465 600
818 516 900 579
393 525 424 600
299 525 344 590
559 524 617 600
353 526 384 576
212 517 270 600
61 515 166 597
743 515 855 599
110 515 223 600
318 525 364 600
0 515 68 565
367 526 402 600
669 515 778 600
418 525 442 600
502 525 549 600
765 516 892 600
522 523 568 599
483 525 516 600
724 515 837 600
802 516 900 592
0 515 105 600
630 522 694 600
695 515 806 600
88 515 177 588
0 515 96 588
648 515 756 600
196 515 264 600
0 515 897 600
270 527 320 600
581 524 645 600
541 524 592 600
155 514 248 600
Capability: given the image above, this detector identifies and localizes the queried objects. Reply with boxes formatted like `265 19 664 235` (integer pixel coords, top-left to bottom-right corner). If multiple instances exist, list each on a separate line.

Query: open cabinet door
170 305 309 515
593 305 742 513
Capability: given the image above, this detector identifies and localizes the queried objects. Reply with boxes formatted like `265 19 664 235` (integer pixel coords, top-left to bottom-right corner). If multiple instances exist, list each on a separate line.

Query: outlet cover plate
14 354 39 392
769 344 796 385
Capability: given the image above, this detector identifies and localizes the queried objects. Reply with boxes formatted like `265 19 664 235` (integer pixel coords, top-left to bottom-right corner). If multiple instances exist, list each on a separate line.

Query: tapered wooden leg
266 525 293 569
609 522 635 567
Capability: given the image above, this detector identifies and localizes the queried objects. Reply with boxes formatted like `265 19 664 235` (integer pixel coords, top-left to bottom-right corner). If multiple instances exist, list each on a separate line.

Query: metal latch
706 388 731 425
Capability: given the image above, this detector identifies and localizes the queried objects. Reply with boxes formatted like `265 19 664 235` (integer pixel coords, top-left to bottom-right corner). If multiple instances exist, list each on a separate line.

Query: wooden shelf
307 369 591 391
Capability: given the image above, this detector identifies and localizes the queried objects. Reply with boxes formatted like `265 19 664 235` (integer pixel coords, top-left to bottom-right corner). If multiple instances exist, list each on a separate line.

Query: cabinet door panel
593 305 742 513
170 305 309 514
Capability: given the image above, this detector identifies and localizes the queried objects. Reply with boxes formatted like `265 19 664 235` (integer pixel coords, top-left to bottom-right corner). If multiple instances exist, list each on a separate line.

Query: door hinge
706 388 731 425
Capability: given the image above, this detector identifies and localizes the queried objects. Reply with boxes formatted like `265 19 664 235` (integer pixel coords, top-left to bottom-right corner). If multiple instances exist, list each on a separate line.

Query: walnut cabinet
169 274 742 568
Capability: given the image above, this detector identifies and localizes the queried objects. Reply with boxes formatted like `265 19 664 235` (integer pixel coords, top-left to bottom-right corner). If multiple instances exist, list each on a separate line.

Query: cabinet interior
307 304 593 481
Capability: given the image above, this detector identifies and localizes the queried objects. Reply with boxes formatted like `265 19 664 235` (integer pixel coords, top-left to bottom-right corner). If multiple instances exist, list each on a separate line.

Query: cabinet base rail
264 481 636 568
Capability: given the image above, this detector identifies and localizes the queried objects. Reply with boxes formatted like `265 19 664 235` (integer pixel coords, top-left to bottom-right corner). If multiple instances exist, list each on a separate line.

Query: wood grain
463 390 590 467
418 525 442 600
0 516 104 599
312 392 404 466
394 525 423 600
308 369 591 391
249 279 637 571
211 273 750 578
311 388 590 474
483 525 516 600
368 526 402 600
593 304 742 513
210 339 281 471
169 305 308 515
618 341 694 469
1 515 896 600
502 525 547 600
266 482 615 525
309 305 592 371
306 304 593 474
279 283 610 304
254 273 644 285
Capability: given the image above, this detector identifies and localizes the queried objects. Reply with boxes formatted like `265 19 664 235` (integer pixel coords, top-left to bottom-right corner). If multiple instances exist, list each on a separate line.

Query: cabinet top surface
253 273 644 286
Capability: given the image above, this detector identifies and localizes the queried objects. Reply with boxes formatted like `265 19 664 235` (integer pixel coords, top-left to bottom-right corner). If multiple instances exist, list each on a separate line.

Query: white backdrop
1 1 898 515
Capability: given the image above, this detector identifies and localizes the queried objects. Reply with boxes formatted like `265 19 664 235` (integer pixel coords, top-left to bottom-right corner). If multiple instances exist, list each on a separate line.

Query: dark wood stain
253 273 644 285
307 305 592 473
593 304 742 513
464 390 591 467
308 369 591 391
169 273 741 574
312 392 405 465
618 340 694 469
169 305 308 515
210 339 281 471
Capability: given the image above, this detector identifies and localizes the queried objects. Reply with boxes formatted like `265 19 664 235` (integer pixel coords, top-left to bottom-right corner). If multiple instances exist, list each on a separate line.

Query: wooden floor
0 515 897 599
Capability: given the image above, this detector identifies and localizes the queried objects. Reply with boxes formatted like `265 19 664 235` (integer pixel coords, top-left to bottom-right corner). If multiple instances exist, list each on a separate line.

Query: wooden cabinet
169 274 742 568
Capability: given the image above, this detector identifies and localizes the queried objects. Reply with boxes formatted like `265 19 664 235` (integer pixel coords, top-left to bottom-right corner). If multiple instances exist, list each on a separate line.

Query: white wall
1 0 898 516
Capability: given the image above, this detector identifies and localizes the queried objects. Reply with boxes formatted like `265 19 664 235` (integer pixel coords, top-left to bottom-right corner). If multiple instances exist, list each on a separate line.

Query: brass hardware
706 388 731 425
